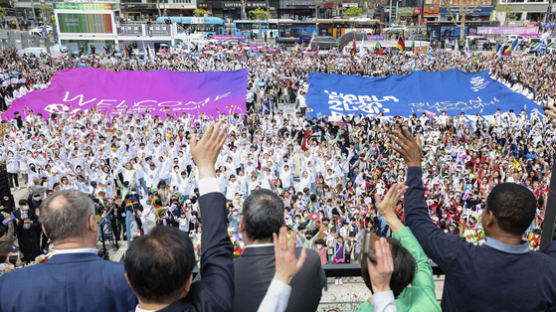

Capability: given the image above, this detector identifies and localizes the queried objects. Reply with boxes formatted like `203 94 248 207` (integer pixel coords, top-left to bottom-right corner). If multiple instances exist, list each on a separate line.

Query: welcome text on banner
2 68 248 120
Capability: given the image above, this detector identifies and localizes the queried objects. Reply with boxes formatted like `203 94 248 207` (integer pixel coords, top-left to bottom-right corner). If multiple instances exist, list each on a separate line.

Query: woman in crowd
359 183 441 312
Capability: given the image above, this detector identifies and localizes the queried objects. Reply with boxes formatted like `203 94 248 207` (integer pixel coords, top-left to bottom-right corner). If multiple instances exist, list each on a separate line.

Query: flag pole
540 154 556 250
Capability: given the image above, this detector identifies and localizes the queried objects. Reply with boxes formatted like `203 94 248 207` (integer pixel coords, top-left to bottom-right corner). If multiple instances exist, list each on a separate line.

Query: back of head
39 190 94 242
124 226 195 304
361 237 416 298
243 189 284 241
486 183 536 236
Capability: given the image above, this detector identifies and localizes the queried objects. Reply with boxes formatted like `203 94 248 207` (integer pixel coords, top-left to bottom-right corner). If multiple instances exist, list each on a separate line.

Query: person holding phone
359 184 440 312
0 246 22 275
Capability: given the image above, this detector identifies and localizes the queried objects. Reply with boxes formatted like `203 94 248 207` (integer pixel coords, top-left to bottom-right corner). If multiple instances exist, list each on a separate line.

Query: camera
8 254 18 265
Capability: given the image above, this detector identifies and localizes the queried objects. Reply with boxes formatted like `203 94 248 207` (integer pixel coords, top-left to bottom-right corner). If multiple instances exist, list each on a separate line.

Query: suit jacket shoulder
233 246 324 312
0 253 137 312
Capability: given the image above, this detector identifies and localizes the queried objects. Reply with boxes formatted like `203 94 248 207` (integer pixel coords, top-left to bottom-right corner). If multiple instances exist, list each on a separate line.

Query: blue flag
306 69 542 118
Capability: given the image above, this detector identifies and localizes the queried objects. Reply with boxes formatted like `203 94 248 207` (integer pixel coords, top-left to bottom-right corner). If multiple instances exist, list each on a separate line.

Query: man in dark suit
124 121 234 312
234 189 326 312
0 189 137 312
390 127 556 311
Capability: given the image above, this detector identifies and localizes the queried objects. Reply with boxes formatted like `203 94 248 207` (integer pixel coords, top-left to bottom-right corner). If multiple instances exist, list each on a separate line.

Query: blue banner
306 69 542 119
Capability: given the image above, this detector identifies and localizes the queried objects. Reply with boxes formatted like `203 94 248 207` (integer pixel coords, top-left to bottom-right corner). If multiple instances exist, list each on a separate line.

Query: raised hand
272 226 307 285
189 121 227 180
375 183 408 219
367 237 394 293
547 103 556 119
388 126 422 168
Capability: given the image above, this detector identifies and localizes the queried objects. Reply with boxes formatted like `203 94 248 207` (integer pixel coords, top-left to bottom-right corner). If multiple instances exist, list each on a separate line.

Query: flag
510 38 519 51
494 42 500 56
464 39 470 55
503 43 512 56
374 41 383 56
496 43 503 57
350 35 356 56
358 38 365 56
396 38 405 52
513 157 521 170
532 41 547 53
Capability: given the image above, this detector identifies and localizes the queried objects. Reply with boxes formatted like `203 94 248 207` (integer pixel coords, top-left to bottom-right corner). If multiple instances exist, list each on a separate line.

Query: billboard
477 26 539 36
53 2 119 11
57 13 113 33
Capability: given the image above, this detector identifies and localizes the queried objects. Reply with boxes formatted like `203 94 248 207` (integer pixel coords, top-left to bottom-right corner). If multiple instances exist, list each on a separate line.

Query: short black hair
486 183 536 235
243 189 284 240
124 226 195 304
361 237 416 298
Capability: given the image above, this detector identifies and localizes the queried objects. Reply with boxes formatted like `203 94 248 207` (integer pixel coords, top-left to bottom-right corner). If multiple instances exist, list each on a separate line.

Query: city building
423 0 494 24
120 0 196 20
197 1 280 19
493 0 550 24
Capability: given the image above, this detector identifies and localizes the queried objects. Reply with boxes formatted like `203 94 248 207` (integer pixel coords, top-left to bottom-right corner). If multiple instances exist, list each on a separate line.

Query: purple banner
2 68 247 120
367 35 385 41
213 35 246 42
477 26 539 36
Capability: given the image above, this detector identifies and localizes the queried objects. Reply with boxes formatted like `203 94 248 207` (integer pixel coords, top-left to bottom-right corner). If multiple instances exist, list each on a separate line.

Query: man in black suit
234 189 326 312
124 122 234 312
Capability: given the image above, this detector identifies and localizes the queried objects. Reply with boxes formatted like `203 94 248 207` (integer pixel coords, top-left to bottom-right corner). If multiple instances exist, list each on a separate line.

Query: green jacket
357 227 441 312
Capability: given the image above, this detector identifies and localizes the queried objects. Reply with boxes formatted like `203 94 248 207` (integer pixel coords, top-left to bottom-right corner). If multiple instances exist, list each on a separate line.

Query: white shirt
372 290 397 312
135 306 156 312
53 248 98 255
257 279 292 312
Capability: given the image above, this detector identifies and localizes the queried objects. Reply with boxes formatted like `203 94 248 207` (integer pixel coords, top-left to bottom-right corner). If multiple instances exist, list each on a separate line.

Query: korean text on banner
306 69 541 119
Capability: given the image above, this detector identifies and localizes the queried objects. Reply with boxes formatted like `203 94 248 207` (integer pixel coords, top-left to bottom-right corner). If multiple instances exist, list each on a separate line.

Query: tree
344 6 362 18
248 8 270 20
440 0 479 41
194 8 210 17
493 6 516 24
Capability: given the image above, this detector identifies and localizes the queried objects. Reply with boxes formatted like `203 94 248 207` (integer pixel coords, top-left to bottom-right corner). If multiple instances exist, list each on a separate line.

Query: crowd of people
0 43 555 312
0 45 555 112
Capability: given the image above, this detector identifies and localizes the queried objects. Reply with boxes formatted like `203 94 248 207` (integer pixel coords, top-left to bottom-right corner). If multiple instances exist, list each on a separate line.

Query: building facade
197 0 280 19
120 0 196 20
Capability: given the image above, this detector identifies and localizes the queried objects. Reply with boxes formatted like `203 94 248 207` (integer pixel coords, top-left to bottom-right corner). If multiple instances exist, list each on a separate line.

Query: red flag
301 130 312 151
350 35 356 56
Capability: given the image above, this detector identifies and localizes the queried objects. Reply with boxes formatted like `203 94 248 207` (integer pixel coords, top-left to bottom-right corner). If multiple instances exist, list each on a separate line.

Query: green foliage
248 8 270 20
344 6 362 18
494 5 514 13
193 8 210 17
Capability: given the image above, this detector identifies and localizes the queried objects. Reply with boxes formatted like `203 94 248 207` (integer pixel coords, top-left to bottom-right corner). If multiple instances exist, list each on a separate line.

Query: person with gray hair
0 189 137 312
234 189 326 312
